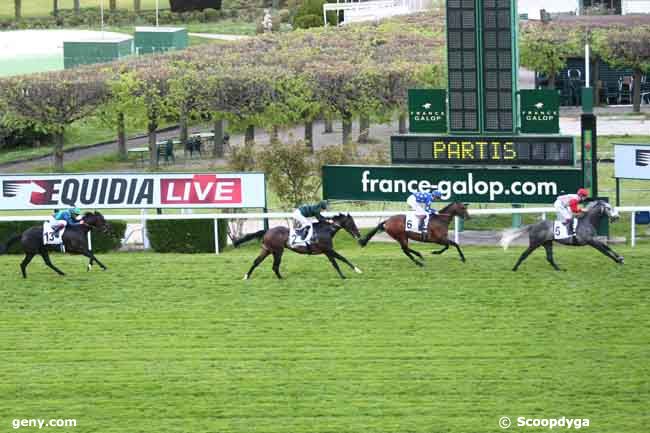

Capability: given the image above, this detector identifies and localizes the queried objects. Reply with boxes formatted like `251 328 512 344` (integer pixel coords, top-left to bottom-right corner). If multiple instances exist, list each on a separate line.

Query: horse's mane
438 202 459 213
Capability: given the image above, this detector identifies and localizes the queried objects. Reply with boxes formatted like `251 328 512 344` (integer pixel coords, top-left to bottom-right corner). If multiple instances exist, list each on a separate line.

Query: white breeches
407 196 427 217
292 209 310 228
49 218 67 229
554 200 572 221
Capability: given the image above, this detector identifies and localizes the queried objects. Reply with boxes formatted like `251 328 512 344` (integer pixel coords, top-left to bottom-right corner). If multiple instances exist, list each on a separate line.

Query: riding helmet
319 200 328 209
577 188 588 197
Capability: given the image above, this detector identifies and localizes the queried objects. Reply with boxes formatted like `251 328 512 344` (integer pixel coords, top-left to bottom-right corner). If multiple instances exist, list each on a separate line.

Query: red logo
160 175 242 205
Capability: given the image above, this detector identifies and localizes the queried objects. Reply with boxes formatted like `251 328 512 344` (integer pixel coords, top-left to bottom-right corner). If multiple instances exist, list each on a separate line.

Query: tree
168 63 210 155
520 24 581 89
14 0 21 19
0 73 107 171
95 71 144 160
73 0 80 14
134 0 141 13
132 69 173 169
110 0 117 11
598 26 650 113
53 0 59 16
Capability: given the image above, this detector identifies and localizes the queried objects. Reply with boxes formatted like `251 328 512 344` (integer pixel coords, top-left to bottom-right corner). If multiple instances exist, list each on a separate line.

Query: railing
2 206 649 253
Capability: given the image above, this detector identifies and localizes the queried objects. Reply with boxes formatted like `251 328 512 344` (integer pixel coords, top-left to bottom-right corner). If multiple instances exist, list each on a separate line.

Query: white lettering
195 182 214 201
215 181 235 201
166 182 183 201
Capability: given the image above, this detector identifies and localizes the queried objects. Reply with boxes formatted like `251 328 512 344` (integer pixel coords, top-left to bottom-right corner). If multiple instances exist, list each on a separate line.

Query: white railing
2 206 649 253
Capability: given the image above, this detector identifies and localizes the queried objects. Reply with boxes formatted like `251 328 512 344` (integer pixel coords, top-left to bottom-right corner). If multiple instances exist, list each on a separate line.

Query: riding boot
565 220 575 237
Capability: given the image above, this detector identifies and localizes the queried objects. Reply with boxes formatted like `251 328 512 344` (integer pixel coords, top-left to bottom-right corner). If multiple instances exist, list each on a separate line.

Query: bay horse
233 213 362 279
500 200 622 271
358 202 470 266
0 212 111 278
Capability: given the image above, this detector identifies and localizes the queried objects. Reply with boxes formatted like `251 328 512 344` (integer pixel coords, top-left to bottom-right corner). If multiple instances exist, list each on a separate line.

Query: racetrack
1 238 648 432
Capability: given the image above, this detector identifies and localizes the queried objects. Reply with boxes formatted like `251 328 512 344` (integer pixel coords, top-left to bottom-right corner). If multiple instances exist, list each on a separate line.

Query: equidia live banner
0 173 266 210
322 165 582 204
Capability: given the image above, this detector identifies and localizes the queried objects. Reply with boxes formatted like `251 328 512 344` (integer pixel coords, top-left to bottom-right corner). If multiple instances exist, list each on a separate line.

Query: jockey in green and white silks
291 200 329 242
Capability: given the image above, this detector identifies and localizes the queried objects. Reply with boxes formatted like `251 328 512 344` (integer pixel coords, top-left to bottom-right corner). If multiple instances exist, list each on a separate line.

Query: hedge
147 219 228 253
0 220 127 254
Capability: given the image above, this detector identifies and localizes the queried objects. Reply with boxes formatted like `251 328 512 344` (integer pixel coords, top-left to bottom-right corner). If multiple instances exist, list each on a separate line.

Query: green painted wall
63 38 133 69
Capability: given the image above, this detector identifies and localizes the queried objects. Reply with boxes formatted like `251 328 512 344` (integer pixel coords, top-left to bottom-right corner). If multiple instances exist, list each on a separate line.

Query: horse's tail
232 230 267 248
358 221 385 247
499 226 531 250
0 234 22 255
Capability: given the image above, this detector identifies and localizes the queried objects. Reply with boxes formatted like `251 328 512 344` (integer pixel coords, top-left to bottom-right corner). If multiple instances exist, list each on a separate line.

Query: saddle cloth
553 219 578 240
43 222 65 246
405 213 429 232
289 224 314 247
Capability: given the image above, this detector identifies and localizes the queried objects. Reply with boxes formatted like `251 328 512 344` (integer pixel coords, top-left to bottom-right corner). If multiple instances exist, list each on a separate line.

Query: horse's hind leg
447 240 466 262
243 249 270 280
330 250 362 274
20 253 35 279
40 250 65 276
512 244 540 271
83 251 107 271
400 241 423 267
271 251 284 279
325 252 346 279
431 245 449 255
543 241 562 271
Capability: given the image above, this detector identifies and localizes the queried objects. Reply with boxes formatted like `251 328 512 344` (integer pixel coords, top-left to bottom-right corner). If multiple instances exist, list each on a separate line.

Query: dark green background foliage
147 219 228 253
0 220 126 253
169 0 222 12
293 0 336 28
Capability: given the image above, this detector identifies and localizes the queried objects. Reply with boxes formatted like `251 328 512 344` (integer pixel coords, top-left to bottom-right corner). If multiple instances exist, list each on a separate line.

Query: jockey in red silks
554 188 589 236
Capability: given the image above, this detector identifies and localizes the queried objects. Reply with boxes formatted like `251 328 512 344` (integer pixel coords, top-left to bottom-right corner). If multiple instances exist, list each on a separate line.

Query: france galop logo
422 102 432 109
534 102 544 109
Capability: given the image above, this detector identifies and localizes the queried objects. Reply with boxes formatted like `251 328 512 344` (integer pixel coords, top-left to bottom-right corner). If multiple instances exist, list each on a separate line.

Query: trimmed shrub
147 219 228 253
204 8 222 20
0 220 126 254
294 13 322 29
169 0 222 12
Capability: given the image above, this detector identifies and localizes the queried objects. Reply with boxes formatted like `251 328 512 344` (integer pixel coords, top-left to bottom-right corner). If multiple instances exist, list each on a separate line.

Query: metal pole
214 219 220 255
585 43 590 88
156 0 159 27
616 178 621 207
454 216 459 244
630 211 636 248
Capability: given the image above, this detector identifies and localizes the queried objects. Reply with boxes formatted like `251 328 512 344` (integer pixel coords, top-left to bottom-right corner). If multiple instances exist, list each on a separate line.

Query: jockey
554 188 589 236
51 206 83 234
292 200 329 242
406 190 443 232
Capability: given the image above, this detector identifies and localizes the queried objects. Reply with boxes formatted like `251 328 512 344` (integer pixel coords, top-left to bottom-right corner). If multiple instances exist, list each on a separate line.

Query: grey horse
500 200 622 271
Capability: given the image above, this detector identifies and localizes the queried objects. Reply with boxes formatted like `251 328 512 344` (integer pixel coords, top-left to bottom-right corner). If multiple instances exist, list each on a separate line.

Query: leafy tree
94 71 144 160
597 26 650 113
168 63 210 154
520 23 581 89
0 73 107 171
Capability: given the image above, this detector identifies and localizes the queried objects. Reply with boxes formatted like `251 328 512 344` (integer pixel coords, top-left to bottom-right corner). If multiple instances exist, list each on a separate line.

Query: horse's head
443 202 471 220
587 200 619 221
332 213 361 240
82 211 111 234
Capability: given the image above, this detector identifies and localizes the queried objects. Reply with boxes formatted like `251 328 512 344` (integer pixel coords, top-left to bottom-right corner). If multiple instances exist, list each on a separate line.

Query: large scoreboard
446 0 517 134
391 135 575 166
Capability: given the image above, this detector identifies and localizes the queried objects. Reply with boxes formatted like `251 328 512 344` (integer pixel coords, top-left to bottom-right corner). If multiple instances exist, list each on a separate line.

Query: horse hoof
354 267 363 274
512 268 518 272
618 257 625 264
243 274 249 281
416 261 424 267
87 265 92 272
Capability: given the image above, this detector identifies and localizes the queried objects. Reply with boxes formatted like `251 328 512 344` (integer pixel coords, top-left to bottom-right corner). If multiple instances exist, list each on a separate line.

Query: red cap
577 188 588 197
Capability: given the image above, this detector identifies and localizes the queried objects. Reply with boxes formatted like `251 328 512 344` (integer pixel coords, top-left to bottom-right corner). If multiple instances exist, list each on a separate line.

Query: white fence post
214 219 220 255
454 216 460 244
541 212 546 220
141 209 150 250
631 212 636 248
87 232 92 252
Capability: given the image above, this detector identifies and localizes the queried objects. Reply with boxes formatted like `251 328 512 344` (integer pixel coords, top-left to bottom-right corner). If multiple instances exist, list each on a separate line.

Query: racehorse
500 200 622 271
0 212 111 278
358 202 470 266
233 213 362 279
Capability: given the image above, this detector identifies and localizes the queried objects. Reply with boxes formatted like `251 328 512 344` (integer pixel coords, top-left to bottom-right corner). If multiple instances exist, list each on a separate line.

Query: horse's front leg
588 240 624 264
329 249 362 274
599 241 624 264
325 251 346 279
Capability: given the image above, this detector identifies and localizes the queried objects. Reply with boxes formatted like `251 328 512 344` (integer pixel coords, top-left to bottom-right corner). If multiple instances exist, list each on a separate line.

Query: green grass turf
0 237 648 433
0 0 163 18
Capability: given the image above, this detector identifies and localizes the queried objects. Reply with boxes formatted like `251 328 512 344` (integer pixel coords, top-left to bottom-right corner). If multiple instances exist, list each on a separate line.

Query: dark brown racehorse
233 213 362 279
0 212 111 278
358 202 470 266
